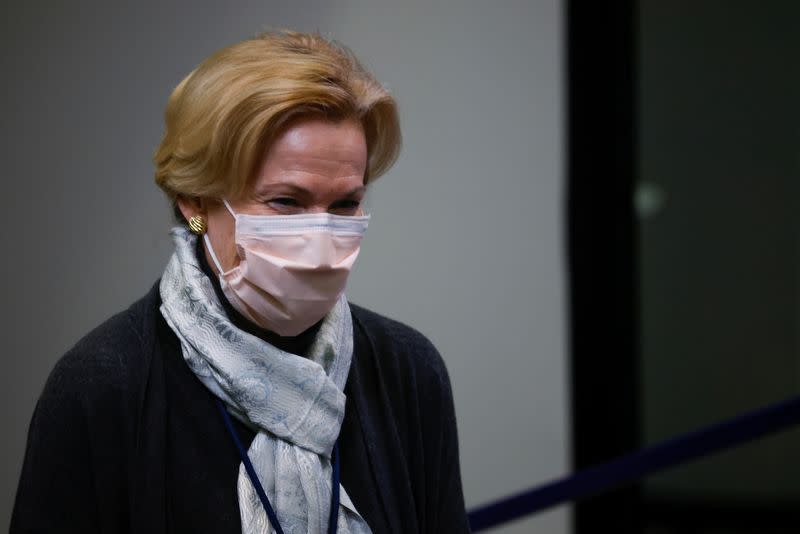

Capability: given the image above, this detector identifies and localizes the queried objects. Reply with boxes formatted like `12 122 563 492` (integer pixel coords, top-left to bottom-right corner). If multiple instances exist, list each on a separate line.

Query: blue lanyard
216 399 341 534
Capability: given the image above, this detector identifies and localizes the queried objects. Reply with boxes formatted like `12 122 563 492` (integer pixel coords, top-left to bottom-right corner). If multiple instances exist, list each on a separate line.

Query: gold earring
188 215 207 235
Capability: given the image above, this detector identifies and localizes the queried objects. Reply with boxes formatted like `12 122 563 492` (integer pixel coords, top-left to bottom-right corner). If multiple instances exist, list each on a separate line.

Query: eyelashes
267 197 362 213
331 200 361 210
269 197 299 207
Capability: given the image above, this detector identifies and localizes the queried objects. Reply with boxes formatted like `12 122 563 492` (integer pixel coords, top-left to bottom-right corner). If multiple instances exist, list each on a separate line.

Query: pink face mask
204 200 369 336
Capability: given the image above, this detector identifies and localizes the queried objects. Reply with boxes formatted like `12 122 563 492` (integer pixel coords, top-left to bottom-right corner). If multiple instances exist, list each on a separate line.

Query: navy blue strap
329 441 341 534
216 399 341 534
468 393 800 531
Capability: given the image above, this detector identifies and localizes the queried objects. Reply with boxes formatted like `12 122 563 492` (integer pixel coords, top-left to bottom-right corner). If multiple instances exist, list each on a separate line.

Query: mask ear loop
223 199 237 218
203 234 226 275
202 199 237 275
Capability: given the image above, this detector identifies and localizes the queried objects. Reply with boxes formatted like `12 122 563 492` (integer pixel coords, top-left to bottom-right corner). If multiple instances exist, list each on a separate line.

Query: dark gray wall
639 0 800 500
2 2 567 532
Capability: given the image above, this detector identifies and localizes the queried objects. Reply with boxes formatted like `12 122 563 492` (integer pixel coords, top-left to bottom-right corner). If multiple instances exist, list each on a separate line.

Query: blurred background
2 1 799 533
637 1 800 532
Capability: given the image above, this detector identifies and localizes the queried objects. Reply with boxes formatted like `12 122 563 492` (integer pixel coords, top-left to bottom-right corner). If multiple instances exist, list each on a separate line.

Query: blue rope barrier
468 394 800 531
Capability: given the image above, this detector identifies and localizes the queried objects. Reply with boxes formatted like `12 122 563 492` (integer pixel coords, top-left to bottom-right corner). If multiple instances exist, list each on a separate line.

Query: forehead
254 116 367 187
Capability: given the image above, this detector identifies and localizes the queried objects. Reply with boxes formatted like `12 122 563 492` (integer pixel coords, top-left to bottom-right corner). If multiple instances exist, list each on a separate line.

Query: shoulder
14 284 164 532
349 302 452 391
42 282 160 405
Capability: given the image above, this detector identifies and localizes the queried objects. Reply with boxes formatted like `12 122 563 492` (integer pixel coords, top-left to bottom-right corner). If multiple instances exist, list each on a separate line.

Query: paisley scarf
159 226 370 534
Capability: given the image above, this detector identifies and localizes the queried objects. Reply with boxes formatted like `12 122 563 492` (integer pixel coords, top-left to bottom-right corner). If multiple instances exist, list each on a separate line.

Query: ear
176 195 205 224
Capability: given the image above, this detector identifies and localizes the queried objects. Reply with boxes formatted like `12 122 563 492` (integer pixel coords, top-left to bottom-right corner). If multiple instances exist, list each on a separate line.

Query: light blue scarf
159 226 370 534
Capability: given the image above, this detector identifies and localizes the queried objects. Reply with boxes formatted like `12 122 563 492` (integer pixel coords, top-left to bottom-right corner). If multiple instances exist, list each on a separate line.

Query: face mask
203 200 369 336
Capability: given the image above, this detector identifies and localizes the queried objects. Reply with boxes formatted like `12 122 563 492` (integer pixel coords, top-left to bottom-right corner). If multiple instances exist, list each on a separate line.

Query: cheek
207 213 240 272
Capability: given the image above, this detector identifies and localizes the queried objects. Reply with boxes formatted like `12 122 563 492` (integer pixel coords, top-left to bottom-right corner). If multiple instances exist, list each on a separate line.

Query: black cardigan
11 277 471 533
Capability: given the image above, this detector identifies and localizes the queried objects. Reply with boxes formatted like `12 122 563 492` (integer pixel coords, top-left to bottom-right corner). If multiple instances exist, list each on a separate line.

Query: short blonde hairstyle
154 30 401 218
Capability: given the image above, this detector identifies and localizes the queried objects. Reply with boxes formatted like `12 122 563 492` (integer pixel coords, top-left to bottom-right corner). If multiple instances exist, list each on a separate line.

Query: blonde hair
154 30 401 219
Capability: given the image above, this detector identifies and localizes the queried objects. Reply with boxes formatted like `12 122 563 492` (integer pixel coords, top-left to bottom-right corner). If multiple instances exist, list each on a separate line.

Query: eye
267 197 300 211
329 199 361 214
270 197 297 206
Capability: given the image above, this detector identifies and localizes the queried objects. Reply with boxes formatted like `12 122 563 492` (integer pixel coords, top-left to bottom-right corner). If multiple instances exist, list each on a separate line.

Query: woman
11 30 470 533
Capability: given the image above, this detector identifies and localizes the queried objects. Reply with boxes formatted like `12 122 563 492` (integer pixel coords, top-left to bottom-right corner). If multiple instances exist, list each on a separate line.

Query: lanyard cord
216 398 341 534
